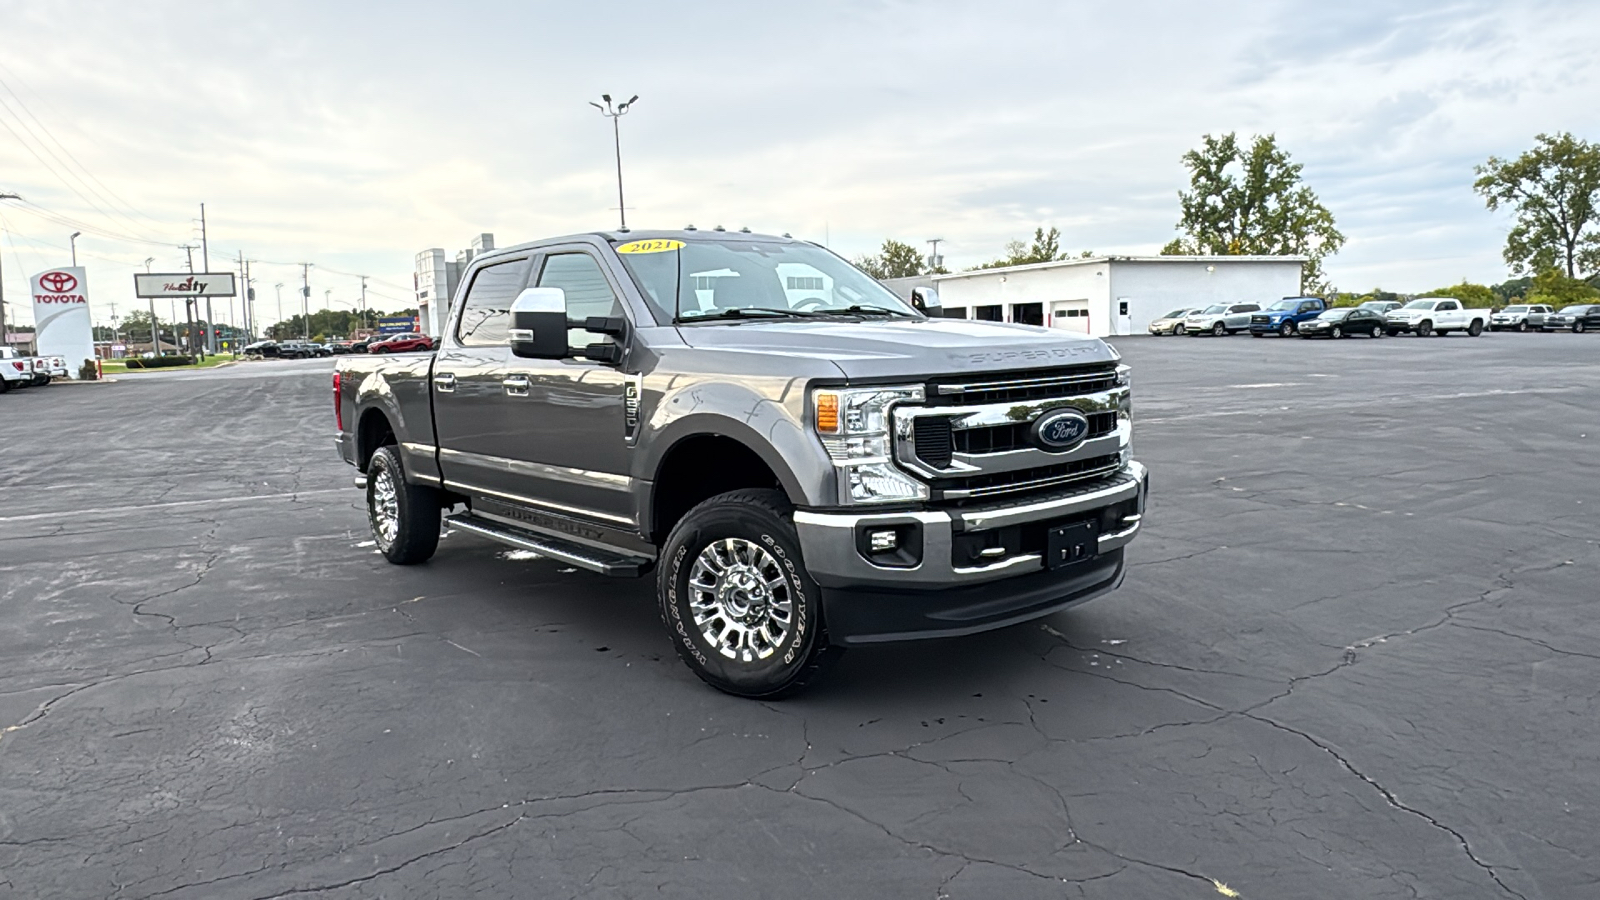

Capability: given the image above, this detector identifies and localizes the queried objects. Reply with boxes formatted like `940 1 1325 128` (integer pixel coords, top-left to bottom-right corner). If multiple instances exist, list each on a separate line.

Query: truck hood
676 318 1117 381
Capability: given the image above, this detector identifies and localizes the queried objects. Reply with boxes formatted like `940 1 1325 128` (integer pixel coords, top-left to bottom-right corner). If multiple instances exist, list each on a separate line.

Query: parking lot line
0 489 349 524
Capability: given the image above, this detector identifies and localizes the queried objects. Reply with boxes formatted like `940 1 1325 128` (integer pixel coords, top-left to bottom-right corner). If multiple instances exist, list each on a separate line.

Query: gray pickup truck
334 230 1147 697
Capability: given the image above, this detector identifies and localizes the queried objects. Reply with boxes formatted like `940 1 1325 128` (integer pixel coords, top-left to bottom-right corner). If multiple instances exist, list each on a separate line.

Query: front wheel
1417 320 1433 337
1173 324 1186 336
1577 322 1588 334
1517 321 1528 332
366 445 441 565
1332 326 1344 339
1212 322 1226 336
1279 322 1295 337
1370 324 1383 338
1251 331 1264 338
659 489 838 698
1386 329 1401 337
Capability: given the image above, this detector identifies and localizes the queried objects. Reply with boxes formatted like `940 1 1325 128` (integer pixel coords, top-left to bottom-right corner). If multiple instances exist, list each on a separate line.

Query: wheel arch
642 420 816 545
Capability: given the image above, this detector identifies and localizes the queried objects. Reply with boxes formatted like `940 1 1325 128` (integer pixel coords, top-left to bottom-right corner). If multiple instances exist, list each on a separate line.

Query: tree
973 227 1084 269
1474 133 1600 279
1421 281 1496 307
853 239 929 280
1527 268 1600 307
1162 132 1345 293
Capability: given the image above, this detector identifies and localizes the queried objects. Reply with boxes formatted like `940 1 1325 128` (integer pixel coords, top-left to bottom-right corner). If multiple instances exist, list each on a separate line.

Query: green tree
973 227 1083 269
853 239 929 279
1527 268 1600 307
1421 281 1496 307
1162 132 1345 293
1474 133 1600 279
1490 276 1533 304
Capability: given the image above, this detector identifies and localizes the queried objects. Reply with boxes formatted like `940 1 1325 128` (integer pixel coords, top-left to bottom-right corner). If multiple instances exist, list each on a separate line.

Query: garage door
1051 300 1090 334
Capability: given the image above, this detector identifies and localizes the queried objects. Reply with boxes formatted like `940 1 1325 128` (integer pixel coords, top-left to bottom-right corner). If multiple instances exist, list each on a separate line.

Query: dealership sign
30 267 94 378
377 316 418 334
133 272 237 298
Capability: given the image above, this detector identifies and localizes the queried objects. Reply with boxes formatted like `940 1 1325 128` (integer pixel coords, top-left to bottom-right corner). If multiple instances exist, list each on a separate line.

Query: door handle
503 375 530 397
433 372 457 392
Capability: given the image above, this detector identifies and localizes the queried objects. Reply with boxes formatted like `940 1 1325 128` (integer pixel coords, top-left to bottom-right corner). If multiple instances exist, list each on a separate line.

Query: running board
444 514 650 577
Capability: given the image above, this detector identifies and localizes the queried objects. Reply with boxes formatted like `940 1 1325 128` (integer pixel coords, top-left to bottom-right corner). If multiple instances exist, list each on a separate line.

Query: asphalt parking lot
2 332 1596 899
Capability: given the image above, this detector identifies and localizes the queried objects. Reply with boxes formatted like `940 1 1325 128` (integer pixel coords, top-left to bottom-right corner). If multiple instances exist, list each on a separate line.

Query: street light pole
0 191 20 348
589 94 639 231
70 231 81 266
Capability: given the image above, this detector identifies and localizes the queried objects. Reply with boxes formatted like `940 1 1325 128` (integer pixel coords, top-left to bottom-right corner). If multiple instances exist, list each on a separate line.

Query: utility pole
589 94 639 231
274 283 284 339
199 203 214 353
300 264 312 340
237 250 249 341
149 297 161 356
179 244 198 356
0 191 18 348
359 276 368 331
926 238 944 273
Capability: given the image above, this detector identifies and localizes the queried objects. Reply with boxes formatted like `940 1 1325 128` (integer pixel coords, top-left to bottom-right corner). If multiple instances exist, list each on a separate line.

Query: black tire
1468 320 1483 337
1212 322 1226 336
0 377 9 394
1518 321 1529 332
1173 324 1186 336
1370 324 1383 338
1577 322 1587 334
1387 329 1401 337
1417 320 1433 337
1332 326 1343 339
659 488 839 698
366 445 441 565
1279 321 1295 337
1251 331 1263 338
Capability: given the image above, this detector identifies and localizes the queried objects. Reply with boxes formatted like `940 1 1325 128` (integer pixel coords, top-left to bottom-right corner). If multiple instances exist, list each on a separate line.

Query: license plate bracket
1047 520 1099 569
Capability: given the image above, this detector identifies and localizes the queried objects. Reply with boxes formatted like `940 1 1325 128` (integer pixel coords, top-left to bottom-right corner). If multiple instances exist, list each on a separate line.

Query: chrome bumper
794 461 1147 589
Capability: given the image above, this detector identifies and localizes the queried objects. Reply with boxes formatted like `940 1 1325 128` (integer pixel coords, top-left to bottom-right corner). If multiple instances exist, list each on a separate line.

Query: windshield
1357 301 1389 308
616 238 919 323
1162 308 1189 319
1503 306 1528 313
1198 304 1226 315
1558 305 1589 314
1317 309 1351 320
1402 300 1435 310
1267 300 1300 311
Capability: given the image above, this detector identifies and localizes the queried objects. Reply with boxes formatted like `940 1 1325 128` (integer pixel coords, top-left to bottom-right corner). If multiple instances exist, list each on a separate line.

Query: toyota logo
40 272 77 293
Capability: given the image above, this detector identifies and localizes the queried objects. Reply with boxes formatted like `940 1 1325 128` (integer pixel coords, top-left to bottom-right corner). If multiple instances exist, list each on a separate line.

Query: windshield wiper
812 305 915 317
677 307 826 323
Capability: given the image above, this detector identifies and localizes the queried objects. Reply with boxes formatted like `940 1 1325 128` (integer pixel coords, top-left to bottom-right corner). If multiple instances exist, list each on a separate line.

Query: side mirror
509 288 568 359
910 286 942 317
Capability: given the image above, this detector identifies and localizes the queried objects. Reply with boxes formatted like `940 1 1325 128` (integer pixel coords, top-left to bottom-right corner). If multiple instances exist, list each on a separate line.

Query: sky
1 0 1596 332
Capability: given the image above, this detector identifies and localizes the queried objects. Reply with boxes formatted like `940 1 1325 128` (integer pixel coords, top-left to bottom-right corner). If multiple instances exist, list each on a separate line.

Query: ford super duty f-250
334 230 1147 697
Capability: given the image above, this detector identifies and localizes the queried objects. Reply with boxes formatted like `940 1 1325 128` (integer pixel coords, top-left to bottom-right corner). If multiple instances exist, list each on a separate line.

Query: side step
444 514 651 577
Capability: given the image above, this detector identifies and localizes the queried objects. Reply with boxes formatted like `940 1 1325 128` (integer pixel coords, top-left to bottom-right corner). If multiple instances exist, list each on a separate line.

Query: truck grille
928 364 1119 406
1251 315 1270 324
913 410 1118 469
932 453 1123 502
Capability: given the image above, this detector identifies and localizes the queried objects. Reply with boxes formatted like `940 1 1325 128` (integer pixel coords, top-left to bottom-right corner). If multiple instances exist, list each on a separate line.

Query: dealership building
909 255 1306 337
416 233 495 336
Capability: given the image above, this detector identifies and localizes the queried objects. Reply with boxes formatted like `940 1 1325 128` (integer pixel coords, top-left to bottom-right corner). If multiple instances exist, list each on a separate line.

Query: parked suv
1542 304 1600 333
1183 302 1260 336
334 230 1147 697
1249 297 1328 336
366 333 434 353
1490 304 1553 332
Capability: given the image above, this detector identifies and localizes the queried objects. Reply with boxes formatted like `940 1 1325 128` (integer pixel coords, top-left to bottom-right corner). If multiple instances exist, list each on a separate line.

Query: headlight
814 385 928 504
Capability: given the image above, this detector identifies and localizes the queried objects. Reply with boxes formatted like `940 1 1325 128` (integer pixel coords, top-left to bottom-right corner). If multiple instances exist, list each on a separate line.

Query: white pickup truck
0 346 42 392
1384 298 1491 337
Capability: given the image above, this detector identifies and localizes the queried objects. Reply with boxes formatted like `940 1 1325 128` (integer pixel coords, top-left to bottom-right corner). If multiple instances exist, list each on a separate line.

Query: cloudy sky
1 0 1596 330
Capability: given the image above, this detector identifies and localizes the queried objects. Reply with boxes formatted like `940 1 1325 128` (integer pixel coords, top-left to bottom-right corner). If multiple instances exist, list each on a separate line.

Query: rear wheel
366 445 441 565
659 489 838 698
1468 320 1483 337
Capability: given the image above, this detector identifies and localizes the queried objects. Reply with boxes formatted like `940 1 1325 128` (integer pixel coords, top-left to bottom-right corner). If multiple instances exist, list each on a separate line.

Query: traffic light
247 287 256 301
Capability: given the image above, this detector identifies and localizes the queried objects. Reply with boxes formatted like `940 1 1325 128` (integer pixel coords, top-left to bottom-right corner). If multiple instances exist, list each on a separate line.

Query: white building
415 234 492 336
931 255 1306 338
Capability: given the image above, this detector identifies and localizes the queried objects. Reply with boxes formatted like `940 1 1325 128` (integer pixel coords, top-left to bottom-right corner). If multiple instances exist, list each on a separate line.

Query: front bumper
1248 320 1288 334
795 462 1147 643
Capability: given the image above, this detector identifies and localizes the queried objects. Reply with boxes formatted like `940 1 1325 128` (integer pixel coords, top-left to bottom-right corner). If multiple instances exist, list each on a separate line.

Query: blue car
1249 297 1329 337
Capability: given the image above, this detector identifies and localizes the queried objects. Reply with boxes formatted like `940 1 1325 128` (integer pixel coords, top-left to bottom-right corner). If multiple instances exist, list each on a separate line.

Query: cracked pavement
1 334 1595 899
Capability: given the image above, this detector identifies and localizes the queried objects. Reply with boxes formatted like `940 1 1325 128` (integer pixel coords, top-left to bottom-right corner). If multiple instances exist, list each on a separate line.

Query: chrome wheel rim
371 466 400 546
688 538 793 662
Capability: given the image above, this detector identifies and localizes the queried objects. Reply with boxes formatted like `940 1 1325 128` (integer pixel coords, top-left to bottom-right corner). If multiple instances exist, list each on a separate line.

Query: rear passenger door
433 254 535 499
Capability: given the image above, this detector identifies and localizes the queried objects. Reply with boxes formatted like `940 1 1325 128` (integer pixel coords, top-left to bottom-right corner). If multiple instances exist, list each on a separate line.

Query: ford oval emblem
1032 409 1091 452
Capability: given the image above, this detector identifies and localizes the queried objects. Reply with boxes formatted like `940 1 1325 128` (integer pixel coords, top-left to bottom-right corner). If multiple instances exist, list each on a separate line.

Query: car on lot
328 341 357 354
243 340 281 358
1183 302 1260 336
1249 297 1329 337
276 340 314 359
366 332 434 354
1541 304 1600 333
31 355 67 383
1299 307 1387 338
1384 297 1490 337
1148 307 1201 335
1490 304 1553 332
349 339 372 353
0 346 37 392
1358 300 1403 315
335 228 1146 698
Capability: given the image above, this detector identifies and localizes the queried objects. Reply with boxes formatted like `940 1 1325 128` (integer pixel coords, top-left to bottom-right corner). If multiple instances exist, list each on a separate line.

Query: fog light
868 529 899 552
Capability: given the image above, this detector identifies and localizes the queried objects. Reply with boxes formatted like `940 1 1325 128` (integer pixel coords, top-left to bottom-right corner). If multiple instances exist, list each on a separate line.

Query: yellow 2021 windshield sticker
615 239 685 254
